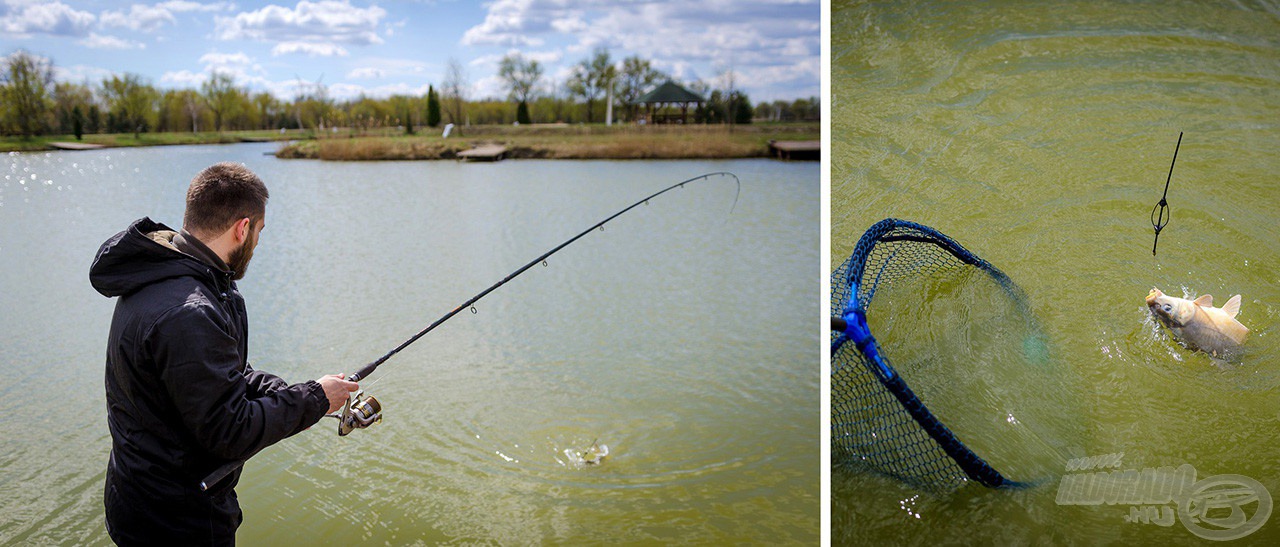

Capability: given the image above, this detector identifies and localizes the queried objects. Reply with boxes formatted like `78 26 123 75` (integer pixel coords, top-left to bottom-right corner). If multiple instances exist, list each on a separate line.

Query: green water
832 0 1280 544
0 145 819 544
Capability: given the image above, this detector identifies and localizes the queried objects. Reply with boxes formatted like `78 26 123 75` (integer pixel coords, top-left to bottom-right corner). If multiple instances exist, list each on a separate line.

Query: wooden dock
457 144 507 161
49 142 106 150
768 140 819 161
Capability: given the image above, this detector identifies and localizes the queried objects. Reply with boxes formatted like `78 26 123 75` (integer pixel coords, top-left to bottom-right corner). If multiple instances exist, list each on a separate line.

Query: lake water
832 1 1279 544
0 143 819 544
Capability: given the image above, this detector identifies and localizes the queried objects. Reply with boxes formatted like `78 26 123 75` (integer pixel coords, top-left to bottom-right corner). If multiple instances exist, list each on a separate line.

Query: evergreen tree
426 85 441 128
733 92 753 125
87 105 101 134
72 105 84 140
516 101 531 125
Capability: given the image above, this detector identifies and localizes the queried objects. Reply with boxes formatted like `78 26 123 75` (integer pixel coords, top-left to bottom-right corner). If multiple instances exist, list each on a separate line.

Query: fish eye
1163 304 1172 312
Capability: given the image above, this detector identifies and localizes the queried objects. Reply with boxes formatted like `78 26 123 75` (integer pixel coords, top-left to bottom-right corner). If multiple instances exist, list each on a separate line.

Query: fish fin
1193 294 1213 307
1222 294 1242 318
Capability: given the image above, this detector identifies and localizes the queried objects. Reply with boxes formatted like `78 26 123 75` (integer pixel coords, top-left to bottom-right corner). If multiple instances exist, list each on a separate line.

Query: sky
0 0 820 104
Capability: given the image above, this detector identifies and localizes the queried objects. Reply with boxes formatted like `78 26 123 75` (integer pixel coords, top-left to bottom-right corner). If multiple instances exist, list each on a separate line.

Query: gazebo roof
637 80 705 104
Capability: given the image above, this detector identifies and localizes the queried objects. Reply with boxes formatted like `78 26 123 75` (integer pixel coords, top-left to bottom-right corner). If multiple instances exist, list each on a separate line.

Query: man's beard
227 236 255 281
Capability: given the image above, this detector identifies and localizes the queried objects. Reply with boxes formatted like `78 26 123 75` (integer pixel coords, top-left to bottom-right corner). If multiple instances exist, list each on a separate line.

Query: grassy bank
0 130 296 152
2 123 819 160
276 123 819 161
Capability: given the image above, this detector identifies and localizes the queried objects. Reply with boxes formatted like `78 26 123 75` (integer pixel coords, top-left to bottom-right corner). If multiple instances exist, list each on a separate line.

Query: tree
498 53 542 124
159 89 199 132
386 94 415 135
426 85 441 128
617 56 664 123
252 92 278 130
100 73 158 138
53 81 95 135
72 105 84 140
567 47 615 123
87 104 101 134
1 50 55 137
290 75 332 132
733 92 753 124
183 90 205 132
441 58 469 133
516 101 531 125
201 71 243 132
722 67 738 130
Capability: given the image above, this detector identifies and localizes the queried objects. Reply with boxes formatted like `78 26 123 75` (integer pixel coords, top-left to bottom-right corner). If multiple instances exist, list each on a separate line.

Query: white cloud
53 62 115 84
347 67 385 79
217 0 386 57
0 0 95 37
471 74 506 100
159 69 207 87
78 32 147 50
199 51 253 66
461 0 819 99
327 81 433 101
100 5 176 32
460 0 548 47
159 1 235 13
271 41 348 57
159 50 269 91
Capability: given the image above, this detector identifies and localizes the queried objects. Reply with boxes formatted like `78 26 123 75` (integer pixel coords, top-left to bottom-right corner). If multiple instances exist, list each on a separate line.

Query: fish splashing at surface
564 439 609 466
1146 288 1248 358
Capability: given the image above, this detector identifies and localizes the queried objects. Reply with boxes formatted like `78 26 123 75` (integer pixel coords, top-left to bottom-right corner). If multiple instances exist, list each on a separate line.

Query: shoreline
2 123 819 161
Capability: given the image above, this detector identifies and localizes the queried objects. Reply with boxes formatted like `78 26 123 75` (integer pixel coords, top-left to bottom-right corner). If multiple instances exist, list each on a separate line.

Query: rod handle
199 460 242 492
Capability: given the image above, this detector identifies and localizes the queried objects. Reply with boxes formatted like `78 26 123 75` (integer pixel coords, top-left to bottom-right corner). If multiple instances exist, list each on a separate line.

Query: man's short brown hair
184 162 269 237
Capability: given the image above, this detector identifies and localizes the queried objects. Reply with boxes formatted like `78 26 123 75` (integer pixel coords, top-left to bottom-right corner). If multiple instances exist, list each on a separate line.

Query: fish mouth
1146 288 1162 306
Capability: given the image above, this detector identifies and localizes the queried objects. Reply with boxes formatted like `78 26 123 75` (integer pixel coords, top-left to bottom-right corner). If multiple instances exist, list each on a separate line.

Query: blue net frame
831 218 1037 490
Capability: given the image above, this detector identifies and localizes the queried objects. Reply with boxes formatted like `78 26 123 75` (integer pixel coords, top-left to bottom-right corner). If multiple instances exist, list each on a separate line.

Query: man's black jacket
91 217 328 545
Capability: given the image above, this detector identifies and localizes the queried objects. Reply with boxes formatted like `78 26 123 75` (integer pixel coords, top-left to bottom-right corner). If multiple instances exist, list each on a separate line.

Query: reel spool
332 391 382 436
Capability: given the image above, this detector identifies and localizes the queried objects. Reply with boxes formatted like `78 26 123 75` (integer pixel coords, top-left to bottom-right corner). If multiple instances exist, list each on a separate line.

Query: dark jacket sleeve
148 302 328 461
244 363 290 397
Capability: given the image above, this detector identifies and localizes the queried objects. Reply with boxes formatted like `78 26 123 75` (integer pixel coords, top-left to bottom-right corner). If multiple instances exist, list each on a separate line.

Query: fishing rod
200 171 741 491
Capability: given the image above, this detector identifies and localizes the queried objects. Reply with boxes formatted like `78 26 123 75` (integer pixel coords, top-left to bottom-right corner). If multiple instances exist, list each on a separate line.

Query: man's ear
235 218 251 243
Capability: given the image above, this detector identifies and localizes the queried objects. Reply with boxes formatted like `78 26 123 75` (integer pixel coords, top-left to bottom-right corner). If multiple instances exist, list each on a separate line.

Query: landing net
831 218 1048 490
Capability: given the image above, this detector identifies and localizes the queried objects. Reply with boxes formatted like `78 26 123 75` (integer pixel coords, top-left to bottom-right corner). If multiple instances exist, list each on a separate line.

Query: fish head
1147 288 1196 328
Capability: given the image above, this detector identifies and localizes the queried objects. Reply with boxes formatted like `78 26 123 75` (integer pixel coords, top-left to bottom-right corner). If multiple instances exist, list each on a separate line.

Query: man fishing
90 162 358 545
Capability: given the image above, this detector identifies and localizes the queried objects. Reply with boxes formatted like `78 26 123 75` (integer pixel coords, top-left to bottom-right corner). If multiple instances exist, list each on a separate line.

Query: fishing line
200 171 740 491
349 171 740 382
1150 131 1182 256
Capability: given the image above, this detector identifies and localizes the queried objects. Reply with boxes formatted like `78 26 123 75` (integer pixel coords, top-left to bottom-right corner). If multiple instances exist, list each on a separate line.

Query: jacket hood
90 217 219 298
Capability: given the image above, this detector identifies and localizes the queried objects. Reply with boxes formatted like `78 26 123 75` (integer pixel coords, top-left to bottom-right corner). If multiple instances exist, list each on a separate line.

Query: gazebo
636 80 705 124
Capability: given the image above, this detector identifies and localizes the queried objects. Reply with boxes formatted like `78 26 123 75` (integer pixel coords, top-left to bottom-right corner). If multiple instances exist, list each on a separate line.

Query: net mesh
831 218 1039 491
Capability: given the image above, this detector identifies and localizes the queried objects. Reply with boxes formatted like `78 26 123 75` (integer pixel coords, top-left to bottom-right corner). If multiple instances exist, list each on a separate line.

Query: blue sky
1 0 820 103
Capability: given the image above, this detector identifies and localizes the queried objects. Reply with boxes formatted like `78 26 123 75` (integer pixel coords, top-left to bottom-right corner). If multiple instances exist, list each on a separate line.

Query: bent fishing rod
200 172 741 491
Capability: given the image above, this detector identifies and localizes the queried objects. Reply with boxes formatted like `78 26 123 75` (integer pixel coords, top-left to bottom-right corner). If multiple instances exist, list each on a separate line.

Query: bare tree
183 90 204 132
442 58 469 132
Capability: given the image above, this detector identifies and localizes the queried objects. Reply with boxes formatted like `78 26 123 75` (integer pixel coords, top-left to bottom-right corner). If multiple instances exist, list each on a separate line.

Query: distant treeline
1 48 820 139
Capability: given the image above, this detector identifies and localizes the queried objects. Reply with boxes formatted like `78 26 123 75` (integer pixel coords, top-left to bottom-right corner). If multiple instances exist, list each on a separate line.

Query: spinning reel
328 390 382 436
